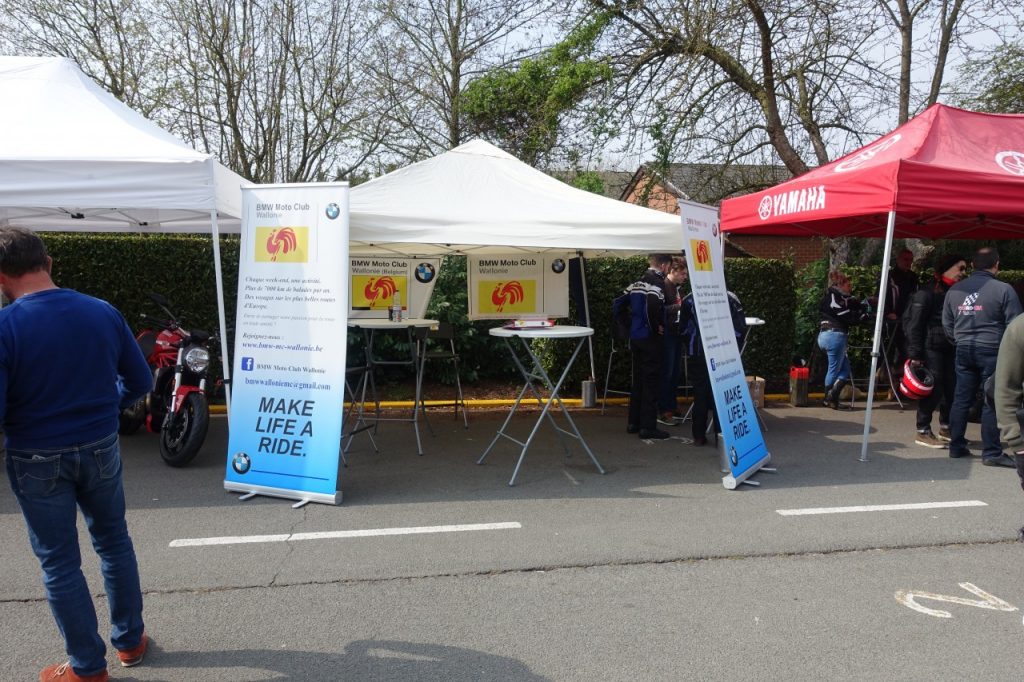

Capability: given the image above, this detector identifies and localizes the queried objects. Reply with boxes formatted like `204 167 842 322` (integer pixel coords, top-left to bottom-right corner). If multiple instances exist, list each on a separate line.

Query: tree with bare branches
371 0 553 160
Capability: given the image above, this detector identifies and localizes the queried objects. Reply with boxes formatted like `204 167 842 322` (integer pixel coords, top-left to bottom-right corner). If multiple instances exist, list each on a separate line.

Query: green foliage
957 43 1024 114
461 16 612 164
41 233 239 381
636 104 677 207
794 257 831 359
569 171 606 195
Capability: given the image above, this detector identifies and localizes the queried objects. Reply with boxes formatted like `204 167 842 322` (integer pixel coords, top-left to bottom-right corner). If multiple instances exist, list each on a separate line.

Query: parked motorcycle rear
119 293 216 467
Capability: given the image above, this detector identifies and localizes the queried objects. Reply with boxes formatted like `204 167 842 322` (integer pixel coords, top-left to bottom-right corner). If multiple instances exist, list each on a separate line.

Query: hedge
37 235 798 392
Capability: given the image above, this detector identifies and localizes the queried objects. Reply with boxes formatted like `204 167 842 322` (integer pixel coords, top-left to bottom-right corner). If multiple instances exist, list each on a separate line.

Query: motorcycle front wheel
159 392 210 467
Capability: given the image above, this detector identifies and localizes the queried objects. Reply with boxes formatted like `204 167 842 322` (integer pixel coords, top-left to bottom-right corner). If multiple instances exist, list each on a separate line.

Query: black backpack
612 291 631 341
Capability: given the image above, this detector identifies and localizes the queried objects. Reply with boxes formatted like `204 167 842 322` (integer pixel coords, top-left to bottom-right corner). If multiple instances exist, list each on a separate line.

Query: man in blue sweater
0 228 153 682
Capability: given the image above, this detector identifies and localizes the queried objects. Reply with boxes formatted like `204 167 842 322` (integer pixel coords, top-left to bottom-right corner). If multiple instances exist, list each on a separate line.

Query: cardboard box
746 375 765 408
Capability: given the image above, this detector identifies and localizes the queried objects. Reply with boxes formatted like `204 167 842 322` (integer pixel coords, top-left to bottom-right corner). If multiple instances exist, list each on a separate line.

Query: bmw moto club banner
466 255 570 320
348 256 442 319
225 183 349 506
679 199 771 489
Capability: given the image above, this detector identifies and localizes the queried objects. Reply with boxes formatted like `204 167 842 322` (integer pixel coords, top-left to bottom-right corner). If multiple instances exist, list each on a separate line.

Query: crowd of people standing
816 246 1024 469
618 253 746 445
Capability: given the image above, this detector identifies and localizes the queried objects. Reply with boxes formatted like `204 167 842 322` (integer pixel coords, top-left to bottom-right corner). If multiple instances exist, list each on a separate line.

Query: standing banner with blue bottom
224 183 349 505
679 199 771 489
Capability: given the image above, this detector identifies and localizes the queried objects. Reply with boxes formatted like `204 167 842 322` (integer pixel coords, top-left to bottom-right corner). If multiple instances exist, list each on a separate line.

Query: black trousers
916 346 956 431
628 337 663 431
689 353 720 440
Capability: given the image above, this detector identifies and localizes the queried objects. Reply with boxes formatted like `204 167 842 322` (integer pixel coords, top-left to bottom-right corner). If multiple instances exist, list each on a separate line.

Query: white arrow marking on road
169 522 522 547
895 583 1018 618
775 500 987 516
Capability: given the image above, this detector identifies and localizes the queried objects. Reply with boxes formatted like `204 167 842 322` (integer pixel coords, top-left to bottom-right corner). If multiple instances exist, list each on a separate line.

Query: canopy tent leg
859 210 897 462
210 209 232 419
576 250 596 380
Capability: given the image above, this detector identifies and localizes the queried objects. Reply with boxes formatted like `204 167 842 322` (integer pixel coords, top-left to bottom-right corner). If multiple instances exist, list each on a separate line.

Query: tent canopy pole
210 208 232 418
859 210 897 462
577 250 596 379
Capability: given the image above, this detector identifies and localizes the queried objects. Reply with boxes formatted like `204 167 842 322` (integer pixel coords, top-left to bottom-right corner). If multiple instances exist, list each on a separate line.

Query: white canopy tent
0 56 248 405
350 140 685 257
350 140 688 378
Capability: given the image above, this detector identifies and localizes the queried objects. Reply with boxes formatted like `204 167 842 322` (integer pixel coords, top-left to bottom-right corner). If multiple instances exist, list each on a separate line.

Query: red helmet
900 360 935 399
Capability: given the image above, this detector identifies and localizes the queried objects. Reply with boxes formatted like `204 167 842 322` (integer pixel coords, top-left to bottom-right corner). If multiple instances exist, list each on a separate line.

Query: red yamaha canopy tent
720 104 1024 461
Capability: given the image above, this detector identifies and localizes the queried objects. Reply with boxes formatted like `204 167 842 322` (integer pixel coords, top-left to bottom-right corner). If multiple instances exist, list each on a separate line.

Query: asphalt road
1 402 1022 680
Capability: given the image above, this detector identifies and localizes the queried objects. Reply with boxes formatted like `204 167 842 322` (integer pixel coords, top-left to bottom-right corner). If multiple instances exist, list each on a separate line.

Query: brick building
619 163 826 269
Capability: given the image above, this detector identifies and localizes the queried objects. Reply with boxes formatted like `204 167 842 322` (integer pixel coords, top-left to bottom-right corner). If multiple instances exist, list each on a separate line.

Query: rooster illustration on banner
364 277 398 304
350 275 408 310
491 281 525 312
478 280 536 314
690 239 714 272
256 227 309 263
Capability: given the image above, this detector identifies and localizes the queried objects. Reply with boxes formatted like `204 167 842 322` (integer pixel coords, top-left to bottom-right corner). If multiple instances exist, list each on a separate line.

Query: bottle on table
390 291 402 322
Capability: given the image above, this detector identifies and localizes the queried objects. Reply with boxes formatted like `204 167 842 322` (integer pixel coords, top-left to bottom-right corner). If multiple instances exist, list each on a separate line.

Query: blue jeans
658 335 683 413
5 432 144 676
817 330 851 387
948 344 1002 459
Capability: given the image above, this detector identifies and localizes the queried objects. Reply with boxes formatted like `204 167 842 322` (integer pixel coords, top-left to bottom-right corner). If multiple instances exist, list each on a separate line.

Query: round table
478 325 605 486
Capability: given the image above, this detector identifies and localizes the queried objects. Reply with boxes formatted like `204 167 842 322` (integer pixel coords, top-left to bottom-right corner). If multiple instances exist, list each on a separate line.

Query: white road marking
562 469 580 485
775 500 987 516
170 522 522 547
895 582 1017 618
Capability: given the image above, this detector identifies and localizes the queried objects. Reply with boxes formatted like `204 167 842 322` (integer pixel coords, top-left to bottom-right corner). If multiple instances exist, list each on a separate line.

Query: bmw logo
551 258 566 274
232 452 251 475
730 448 738 466
325 203 340 220
414 262 436 283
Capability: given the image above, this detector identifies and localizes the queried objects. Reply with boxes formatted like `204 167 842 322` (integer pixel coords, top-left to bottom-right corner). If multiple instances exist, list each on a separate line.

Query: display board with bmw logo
466 254 570 320
225 182 350 506
348 257 442 319
680 198 770 490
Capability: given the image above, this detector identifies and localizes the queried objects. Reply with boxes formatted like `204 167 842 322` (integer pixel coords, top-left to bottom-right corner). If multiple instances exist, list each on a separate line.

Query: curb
209 392 893 414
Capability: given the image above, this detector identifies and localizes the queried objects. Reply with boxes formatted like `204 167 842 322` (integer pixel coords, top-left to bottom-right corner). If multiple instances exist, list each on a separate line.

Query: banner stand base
721 451 774 490
225 481 341 507
735 466 779 487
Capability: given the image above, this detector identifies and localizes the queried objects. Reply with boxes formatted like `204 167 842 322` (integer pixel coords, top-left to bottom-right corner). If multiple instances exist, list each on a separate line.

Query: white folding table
477 325 606 486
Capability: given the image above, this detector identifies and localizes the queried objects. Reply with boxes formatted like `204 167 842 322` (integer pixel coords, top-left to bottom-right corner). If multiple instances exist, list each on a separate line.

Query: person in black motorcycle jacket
902 254 967 448
817 269 870 409
623 254 674 440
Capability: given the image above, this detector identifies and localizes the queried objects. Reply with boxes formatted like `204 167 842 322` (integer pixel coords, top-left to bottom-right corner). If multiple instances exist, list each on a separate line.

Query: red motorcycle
119 293 214 467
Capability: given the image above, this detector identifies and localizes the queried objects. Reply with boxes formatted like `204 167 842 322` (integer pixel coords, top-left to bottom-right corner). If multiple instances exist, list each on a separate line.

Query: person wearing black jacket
883 248 918 368
624 254 674 440
657 257 688 425
903 254 966 448
818 269 869 409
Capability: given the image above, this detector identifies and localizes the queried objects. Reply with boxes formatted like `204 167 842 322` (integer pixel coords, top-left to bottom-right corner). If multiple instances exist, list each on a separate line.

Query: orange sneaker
116 633 150 667
39 662 108 681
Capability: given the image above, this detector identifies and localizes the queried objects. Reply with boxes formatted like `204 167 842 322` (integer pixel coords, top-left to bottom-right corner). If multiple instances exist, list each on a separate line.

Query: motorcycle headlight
185 346 210 373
